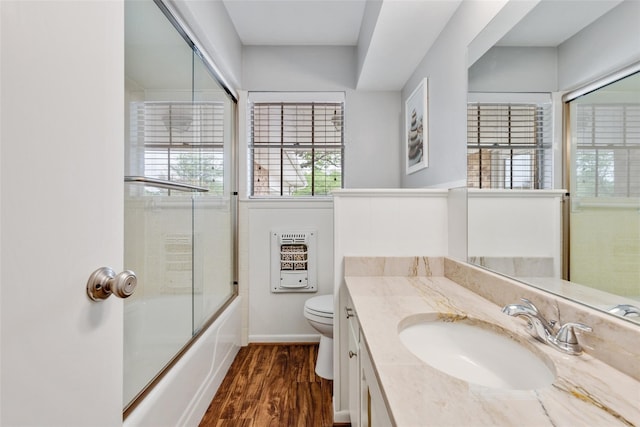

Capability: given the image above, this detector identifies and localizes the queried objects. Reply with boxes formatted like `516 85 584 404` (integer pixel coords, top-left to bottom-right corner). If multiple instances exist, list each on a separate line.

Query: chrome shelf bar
124 176 209 192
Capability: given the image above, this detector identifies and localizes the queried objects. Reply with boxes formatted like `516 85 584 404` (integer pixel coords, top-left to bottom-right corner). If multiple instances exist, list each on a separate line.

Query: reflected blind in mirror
467 102 552 189
574 104 640 198
129 101 225 195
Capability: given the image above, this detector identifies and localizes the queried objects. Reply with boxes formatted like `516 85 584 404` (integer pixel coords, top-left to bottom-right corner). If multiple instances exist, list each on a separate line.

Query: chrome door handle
86 267 137 301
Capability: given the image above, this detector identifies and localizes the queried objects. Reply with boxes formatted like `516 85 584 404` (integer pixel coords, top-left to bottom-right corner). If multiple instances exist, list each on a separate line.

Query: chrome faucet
502 298 556 342
608 304 640 318
502 298 592 355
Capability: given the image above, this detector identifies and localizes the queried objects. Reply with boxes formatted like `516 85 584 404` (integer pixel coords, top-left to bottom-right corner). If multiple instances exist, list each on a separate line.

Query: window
573 103 640 197
129 101 225 195
467 98 552 189
249 93 344 197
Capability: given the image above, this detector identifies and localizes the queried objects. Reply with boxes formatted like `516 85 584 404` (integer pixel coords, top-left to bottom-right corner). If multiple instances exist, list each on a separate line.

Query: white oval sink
398 316 556 390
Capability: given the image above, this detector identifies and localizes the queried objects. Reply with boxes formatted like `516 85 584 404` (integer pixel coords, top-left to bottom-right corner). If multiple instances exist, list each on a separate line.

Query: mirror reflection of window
467 95 553 190
572 100 640 198
505 154 534 189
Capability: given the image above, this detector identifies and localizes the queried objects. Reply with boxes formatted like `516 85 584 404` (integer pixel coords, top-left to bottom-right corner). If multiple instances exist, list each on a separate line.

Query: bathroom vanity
340 257 640 426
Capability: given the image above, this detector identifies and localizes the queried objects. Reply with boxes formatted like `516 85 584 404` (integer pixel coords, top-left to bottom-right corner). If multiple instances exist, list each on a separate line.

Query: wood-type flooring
199 343 339 427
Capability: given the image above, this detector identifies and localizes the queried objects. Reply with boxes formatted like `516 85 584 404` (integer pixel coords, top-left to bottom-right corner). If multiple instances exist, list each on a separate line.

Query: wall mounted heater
271 230 317 293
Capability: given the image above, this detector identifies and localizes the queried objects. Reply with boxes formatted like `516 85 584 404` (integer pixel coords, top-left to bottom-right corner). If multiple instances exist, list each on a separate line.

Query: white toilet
303 294 334 379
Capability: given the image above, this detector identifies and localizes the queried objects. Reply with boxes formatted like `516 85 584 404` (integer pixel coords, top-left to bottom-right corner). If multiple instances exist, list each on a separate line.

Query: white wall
558 0 640 92
344 90 401 188
401 1 508 188
244 201 334 342
333 190 449 258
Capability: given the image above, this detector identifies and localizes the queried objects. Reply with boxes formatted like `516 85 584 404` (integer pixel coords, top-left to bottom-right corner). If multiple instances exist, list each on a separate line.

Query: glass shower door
123 181 197 405
124 0 195 407
123 0 237 410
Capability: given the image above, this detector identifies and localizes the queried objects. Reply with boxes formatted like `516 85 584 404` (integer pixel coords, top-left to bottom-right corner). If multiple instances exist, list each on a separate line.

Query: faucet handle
554 322 592 354
608 304 640 317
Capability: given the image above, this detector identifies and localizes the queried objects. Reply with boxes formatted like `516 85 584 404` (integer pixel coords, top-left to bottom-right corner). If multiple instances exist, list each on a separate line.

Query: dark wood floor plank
200 346 261 423
214 418 253 427
293 343 317 383
199 343 336 427
255 346 294 426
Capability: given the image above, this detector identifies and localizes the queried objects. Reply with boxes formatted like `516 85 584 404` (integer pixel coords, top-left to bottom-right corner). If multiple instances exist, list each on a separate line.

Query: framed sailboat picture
405 78 428 174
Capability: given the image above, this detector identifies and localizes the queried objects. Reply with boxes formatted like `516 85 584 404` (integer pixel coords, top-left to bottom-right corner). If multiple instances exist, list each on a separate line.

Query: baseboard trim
333 409 351 424
249 334 320 343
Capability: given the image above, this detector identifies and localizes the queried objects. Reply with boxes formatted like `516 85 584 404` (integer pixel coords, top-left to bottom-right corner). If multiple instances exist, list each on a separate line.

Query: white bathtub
124 296 241 427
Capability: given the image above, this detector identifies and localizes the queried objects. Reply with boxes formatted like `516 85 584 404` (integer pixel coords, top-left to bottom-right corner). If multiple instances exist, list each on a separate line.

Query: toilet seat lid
305 294 333 315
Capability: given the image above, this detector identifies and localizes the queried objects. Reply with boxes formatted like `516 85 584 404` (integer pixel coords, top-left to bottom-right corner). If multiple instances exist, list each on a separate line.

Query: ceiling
220 0 625 90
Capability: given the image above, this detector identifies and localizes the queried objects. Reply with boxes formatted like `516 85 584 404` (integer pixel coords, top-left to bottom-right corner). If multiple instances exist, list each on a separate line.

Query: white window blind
130 101 225 195
467 102 552 189
249 100 344 197
574 103 640 197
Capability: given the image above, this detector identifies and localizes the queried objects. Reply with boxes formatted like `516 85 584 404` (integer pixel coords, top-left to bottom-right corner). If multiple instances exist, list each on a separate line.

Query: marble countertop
345 275 640 426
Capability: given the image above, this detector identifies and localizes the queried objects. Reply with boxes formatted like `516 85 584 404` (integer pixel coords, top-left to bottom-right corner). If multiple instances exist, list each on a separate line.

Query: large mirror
467 0 639 325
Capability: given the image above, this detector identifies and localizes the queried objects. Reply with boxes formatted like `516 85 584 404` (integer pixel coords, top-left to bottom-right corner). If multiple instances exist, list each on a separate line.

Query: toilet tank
270 230 317 293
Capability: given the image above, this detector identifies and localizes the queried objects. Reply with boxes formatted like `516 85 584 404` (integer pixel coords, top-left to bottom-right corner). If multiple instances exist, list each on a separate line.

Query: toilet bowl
304 294 334 379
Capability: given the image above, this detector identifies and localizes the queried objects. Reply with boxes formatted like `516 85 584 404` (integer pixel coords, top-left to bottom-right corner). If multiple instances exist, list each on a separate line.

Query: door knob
86 267 137 301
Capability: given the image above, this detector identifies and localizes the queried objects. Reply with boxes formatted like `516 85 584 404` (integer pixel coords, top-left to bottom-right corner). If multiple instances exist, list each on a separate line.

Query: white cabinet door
347 298 360 427
361 342 393 427
1 1 124 425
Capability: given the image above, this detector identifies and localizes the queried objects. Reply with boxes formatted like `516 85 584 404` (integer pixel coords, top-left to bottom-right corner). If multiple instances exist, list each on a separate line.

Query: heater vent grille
280 244 308 271
271 230 317 293
280 233 308 244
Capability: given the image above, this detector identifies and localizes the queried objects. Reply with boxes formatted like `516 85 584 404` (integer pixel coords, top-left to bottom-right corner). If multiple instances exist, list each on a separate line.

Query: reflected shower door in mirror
567 71 640 312
466 0 640 325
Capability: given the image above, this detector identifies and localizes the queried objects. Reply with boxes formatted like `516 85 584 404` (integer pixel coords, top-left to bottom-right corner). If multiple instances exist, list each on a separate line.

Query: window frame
248 92 345 199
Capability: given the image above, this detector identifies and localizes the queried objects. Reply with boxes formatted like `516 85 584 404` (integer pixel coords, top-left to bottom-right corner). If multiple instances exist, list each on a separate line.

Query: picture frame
405 78 428 174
